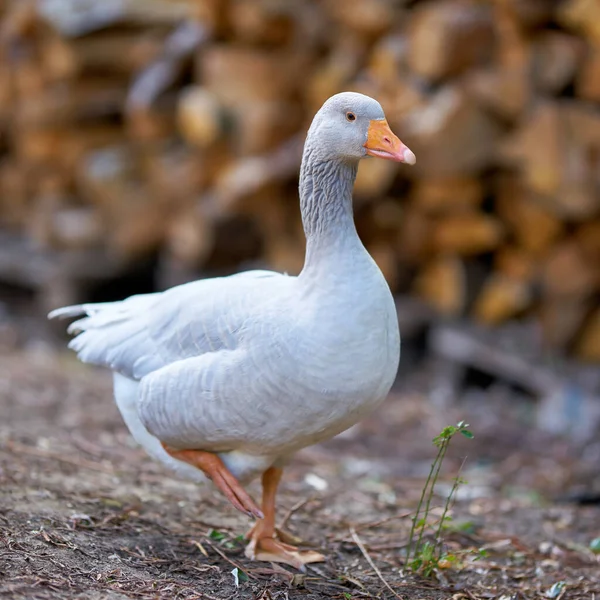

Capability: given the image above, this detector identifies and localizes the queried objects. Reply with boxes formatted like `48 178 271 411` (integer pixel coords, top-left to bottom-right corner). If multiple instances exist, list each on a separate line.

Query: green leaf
442 552 457 562
590 538 600 553
459 429 474 439
208 529 226 541
344 593 352 600
230 567 248 588
420 541 434 560
441 426 456 438
472 548 489 561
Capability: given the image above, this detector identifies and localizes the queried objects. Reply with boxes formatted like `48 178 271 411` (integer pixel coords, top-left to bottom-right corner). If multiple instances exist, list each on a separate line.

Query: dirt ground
1 346 599 600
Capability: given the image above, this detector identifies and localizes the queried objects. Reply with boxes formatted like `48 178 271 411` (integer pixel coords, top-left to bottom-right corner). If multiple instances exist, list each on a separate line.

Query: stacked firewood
0 0 598 362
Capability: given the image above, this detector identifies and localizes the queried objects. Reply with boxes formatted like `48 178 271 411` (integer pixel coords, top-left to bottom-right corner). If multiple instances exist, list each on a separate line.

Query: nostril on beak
383 136 392 146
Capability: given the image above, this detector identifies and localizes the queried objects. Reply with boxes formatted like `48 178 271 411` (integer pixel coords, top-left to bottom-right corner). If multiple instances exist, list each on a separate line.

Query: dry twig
278 495 318 531
350 527 402 600
204 539 258 581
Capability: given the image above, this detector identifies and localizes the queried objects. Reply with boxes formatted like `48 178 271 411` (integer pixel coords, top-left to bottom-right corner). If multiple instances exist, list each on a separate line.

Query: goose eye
346 112 356 122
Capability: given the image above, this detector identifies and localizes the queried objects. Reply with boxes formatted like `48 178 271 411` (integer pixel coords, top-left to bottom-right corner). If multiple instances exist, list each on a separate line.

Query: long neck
299 144 360 272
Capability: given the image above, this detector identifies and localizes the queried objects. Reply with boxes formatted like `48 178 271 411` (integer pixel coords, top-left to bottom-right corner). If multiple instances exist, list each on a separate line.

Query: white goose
49 92 416 569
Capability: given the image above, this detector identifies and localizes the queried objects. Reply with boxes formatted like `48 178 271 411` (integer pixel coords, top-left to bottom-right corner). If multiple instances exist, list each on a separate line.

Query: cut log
557 0 600 45
465 67 530 120
41 33 78 82
372 197 404 224
263 235 305 276
495 177 563 256
575 308 600 362
465 0 532 120
367 34 408 84
324 0 398 37
473 274 532 325
408 177 483 214
383 78 428 124
499 101 600 220
110 189 170 259
15 79 128 128
563 101 600 146
177 86 224 148
229 0 299 46
576 47 600 102
500 0 557 28
141 144 206 207
38 0 196 37
431 213 504 256
0 160 31 227
542 241 598 299
55 31 166 77
402 84 502 177
494 246 537 282
199 46 308 152
354 157 399 200
574 220 600 263
77 146 139 211
305 33 366 113
532 32 582 94
45 206 104 250
167 203 215 268
396 206 433 265
407 0 494 81
368 241 399 291
126 21 209 112
414 255 466 316
200 45 301 105
498 101 562 197
211 135 303 216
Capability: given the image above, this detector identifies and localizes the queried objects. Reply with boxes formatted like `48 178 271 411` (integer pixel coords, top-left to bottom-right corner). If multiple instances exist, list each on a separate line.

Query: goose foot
244 467 325 570
245 533 325 571
161 444 263 519
245 522 302 546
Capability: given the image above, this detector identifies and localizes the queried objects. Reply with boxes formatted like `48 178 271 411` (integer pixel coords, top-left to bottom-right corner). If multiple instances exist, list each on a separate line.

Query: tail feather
48 302 116 321
48 305 86 320
47 293 161 376
49 302 124 336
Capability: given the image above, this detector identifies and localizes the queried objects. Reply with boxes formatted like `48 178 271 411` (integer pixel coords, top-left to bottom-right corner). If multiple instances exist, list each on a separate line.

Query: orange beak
364 119 416 165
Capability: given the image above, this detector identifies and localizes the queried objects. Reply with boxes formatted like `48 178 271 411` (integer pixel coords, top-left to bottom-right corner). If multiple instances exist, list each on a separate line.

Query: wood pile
0 0 599 362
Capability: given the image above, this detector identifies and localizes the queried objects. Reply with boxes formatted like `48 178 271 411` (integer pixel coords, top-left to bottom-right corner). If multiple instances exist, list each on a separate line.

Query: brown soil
1 348 599 599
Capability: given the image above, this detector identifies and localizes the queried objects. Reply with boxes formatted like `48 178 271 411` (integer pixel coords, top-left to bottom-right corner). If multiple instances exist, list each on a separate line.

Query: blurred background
0 0 599 441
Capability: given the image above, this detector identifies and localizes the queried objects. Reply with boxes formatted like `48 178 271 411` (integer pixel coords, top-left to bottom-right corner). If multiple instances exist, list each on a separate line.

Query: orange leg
161 444 263 519
244 467 324 570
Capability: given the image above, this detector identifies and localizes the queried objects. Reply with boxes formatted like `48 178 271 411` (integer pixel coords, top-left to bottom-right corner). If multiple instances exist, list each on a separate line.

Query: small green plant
230 567 248 587
208 529 226 541
207 528 238 549
405 421 473 576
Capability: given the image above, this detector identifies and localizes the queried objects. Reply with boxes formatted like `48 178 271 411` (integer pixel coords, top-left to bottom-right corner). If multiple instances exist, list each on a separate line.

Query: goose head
307 92 416 165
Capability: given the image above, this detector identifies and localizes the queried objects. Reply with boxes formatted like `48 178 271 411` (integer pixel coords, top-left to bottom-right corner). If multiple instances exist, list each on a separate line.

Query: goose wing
49 270 285 380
